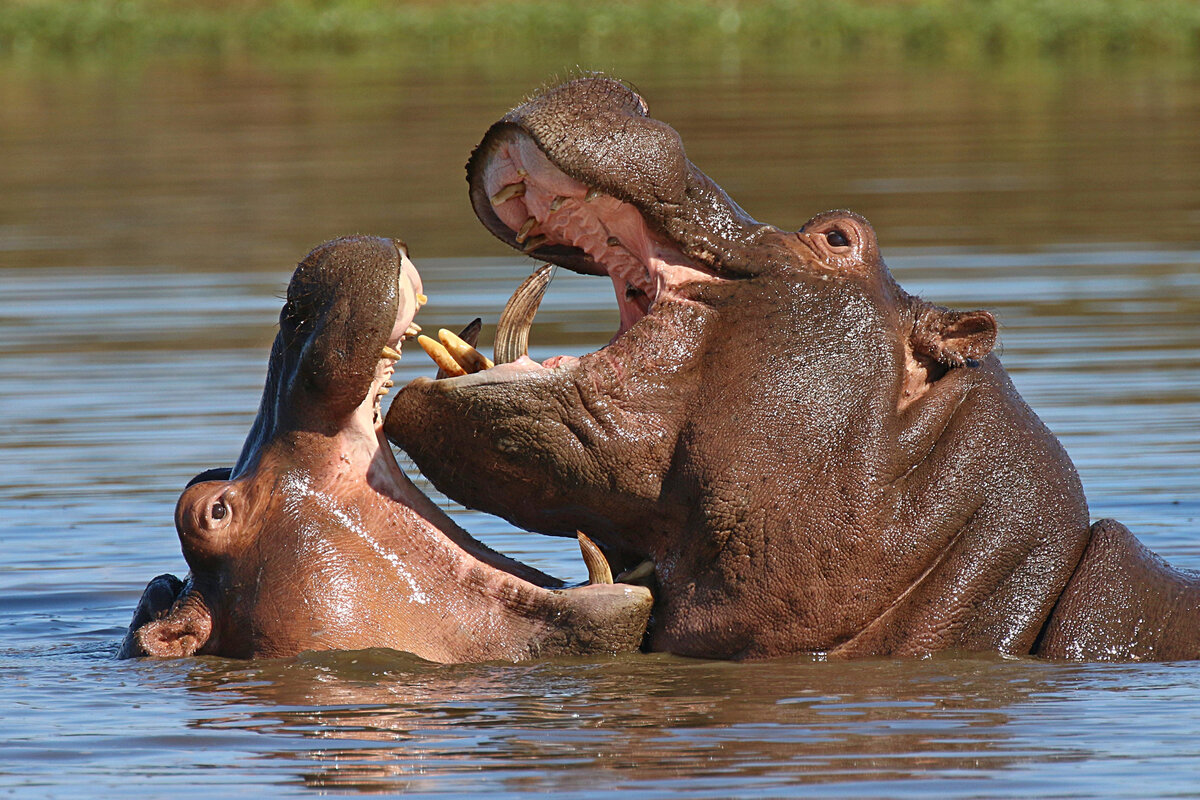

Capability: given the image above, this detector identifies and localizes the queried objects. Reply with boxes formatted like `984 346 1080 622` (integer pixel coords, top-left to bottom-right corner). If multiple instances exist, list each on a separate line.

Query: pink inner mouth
482 133 717 371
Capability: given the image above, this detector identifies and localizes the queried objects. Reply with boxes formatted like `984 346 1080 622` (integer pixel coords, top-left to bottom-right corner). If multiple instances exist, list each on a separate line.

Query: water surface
1 58 1198 797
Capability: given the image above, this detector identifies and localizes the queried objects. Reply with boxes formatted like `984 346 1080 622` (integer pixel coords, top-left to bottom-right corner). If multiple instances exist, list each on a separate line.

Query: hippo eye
825 229 850 248
211 501 227 520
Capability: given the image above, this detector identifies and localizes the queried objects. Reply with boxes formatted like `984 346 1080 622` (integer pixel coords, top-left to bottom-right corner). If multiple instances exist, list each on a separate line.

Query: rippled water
1 58 1198 797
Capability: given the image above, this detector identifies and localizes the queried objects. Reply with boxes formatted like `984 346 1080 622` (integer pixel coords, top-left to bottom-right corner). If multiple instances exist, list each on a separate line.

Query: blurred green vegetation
1 0 1199 65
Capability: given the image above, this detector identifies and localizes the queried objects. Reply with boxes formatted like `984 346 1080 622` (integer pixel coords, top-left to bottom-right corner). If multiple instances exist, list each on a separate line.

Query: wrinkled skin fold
386 77 1200 661
120 235 651 662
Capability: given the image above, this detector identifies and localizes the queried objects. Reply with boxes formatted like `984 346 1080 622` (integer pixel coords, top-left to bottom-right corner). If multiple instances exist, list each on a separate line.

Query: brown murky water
1 56 1198 797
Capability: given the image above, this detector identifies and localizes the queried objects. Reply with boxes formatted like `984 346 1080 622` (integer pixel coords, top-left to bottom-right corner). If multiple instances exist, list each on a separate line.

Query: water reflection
173 650 1094 794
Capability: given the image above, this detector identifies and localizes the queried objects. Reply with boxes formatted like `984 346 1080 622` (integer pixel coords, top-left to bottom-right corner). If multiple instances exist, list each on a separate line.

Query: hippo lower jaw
328 363 655 662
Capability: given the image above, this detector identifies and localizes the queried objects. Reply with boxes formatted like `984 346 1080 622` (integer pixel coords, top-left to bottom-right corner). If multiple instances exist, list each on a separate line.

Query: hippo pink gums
383 77 1200 662
121 235 651 661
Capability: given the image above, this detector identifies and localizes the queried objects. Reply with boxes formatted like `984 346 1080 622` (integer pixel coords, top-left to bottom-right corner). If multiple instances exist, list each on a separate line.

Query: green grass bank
2 0 1200 65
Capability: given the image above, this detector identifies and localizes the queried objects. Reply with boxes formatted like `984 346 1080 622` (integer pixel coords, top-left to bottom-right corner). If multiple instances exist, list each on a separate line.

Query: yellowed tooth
577 532 613 585
585 187 601 202
522 234 547 253
615 560 655 583
516 168 528 177
437 328 494 373
515 216 538 244
549 195 567 212
416 293 428 307
417 335 467 377
494 264 551 365
377 386 389 396
383 380 394 388
381 345 402 361
405 323 421 336
490 182 526 206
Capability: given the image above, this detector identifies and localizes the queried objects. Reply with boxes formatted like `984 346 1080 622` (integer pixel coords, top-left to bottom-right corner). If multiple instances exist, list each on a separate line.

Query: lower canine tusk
494 264 553 364
577 532 613 585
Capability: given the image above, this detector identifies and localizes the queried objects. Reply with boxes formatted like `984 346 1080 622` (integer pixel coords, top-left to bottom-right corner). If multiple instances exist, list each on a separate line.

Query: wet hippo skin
385 77 1200 662
120 235 651 661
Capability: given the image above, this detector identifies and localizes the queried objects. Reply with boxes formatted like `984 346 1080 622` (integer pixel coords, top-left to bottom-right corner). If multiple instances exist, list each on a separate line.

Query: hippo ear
912 305 997 368
133 590 213 658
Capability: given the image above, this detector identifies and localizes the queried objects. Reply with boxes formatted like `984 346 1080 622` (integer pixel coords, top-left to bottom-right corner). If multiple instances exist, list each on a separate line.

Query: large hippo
385 77 1200 661
120 235 651 661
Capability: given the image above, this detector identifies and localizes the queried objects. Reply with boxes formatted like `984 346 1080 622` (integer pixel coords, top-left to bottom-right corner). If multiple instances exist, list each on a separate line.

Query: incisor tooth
515 216 537 244
616 560 655 583
490 183 526 206
438 328 494 373
522 234 547 253
436 319 482 380
576 532 613 585
417 335 467 377
549 195 567 212
381 345 402 361
416 293 428 307
377 386 389 396
383 380 394 388
405 323 421 336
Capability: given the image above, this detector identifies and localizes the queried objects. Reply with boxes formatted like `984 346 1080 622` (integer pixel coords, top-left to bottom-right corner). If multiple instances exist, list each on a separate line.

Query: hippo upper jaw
467 77 788 282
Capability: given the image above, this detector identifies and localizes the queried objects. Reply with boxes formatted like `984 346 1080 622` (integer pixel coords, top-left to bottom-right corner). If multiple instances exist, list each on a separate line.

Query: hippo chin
385 77 1200 662
120 235 651 662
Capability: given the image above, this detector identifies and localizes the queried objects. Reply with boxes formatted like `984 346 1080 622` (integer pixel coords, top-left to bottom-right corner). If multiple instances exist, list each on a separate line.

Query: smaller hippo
120 236 651 662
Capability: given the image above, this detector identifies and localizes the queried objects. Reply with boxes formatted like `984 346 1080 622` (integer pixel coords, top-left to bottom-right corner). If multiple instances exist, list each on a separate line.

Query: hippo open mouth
471 129 719 351
122 235 651 662
382 78 778 583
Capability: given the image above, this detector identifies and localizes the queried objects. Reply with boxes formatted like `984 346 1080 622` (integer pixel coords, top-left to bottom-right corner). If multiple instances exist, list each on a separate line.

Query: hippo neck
645 357 1089 659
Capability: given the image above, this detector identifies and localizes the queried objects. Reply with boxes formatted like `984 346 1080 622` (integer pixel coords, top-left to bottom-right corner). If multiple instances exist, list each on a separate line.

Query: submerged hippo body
385 78 1200 661
121 235 650 661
